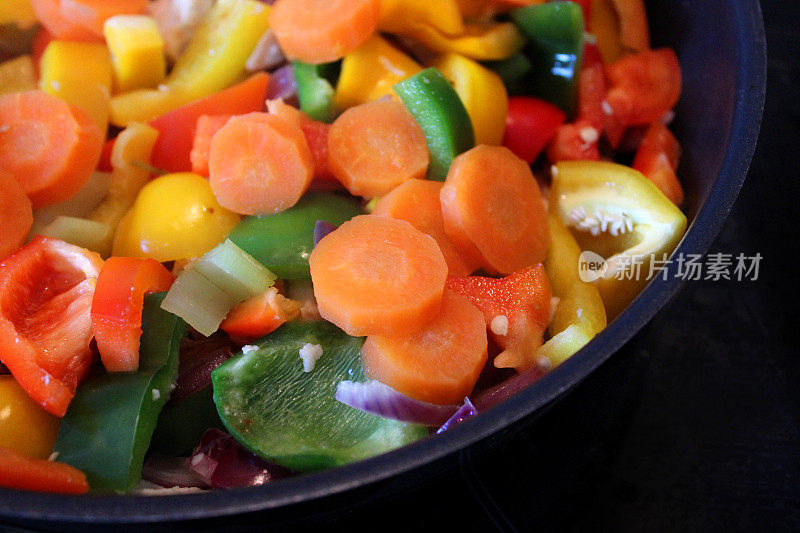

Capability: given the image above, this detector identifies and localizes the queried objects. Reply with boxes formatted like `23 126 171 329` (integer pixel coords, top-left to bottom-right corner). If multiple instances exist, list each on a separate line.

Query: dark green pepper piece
227 192 362 279
150 386 223 456
394 68 475 181
53 293 188 492
511 1 585 116
292 61 336 123
212 321 428 472
484 53 532 88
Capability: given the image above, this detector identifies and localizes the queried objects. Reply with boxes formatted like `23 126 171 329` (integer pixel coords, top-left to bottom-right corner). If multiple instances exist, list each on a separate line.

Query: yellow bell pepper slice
39 41 113 133
552 161 687 320
103 15 167 94
379 0 464 36
431 53 508 145
109 0 270 126
112 173 240 262
0 375 60 459
87 122 160 257
536 213 606 366
0 0 36 29
402 21 526 61
334 35 422 110
0 54 36 95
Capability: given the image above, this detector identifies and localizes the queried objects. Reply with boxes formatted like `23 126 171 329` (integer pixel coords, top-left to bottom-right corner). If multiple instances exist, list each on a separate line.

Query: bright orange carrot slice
360 289 488 405
328 98 429 198
29 0 100 41
190 114 233 177
309 214 447 337
0 170 33 260
208 112 314 215
0 90 104 209
0 446 88 494
270 0 381 64
373 179 478 277
440 145 549 275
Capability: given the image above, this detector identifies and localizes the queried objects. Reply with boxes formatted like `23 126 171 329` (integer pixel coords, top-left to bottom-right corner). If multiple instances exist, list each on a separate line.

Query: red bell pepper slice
502 97 567 164
220 286 301 338
190 114 233 177
0 446 89 494
149 72 270 173
0 236 103 417
91 257 174 373
633 121 684 205
604 48 681 132
447 265 552 371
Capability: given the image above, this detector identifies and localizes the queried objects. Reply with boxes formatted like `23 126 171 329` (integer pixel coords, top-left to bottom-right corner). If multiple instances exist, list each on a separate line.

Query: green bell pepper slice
511 1 585 117
484 53 532 89
151 385 223 456
292 61 337 123
212 321 428 472
227 192 362 279
394 68 475 181
53 292 188 492
551 161 687 320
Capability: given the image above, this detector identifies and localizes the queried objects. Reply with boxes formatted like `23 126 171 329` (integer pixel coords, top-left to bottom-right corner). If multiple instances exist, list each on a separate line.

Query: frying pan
0 0 766 527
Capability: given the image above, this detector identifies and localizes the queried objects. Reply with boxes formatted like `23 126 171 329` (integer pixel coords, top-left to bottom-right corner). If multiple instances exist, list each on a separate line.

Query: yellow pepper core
334 35 422 110
112 172 240 262
431 53 508 146
0 376 60 459
39 41 113 133
103 15 167 94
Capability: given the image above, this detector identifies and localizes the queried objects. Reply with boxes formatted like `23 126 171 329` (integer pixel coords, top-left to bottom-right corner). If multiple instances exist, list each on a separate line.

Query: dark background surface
3 1 797 532
314 1 799 530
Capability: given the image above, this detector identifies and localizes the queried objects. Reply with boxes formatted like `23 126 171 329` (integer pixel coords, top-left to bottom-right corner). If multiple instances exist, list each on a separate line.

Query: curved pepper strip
535 213 606 366
552 161 687 320
400 21 526 61
334 35 421 110
109 0 270 126
53 292 188 492
431 53 508 146
379 0 464 36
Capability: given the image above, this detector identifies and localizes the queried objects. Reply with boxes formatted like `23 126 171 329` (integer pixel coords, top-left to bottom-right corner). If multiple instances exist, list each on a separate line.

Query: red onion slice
436 398 478 434
335 380 460 426
265 64 298 103
172 346 233 404
313 220 338 248
188 429 290 489
142 453 210 489
472 366 547 411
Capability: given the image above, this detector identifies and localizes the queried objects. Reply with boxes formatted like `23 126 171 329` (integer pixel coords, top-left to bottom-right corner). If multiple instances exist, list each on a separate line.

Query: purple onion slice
142 453 209 489
313 220 338 248
436 398 478 434
335 380 460 426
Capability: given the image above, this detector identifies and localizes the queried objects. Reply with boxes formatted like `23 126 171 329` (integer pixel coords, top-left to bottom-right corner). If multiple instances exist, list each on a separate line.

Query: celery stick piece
192 239 276 302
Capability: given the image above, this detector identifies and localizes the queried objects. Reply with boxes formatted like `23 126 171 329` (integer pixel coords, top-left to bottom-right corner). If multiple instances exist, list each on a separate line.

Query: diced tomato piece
546 119 602 162
0 236 103 417
91 257 174 373
502 97 567 164
446 265 552 371
633 121 684 205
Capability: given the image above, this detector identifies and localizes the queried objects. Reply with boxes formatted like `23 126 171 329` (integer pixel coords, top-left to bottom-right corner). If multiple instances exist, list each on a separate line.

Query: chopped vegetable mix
0 0 685 494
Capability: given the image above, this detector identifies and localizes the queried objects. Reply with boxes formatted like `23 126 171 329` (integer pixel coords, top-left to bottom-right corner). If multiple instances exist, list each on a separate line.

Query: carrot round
208 112 314 215
361 289 488 405
0 90 104 209
309 214 447 337
29 0 100 41
328 99 429 198
440 145 549 275
373 179 477 277
0 170 33 260
271 0 381 64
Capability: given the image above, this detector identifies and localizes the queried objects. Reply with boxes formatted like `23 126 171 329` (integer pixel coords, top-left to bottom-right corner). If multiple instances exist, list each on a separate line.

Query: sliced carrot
208 112 314 215
0 446 88 494
328 98 429 198
633 121 683 205
309 214 447 337
373 179 478 277
440 145 549 275
59 0 148 38
360 289 487 405
29 0 101 42
220 286 302 338
0 90 104 208
190 114 232 177
271 0 381 64
267 99 338 186
150 72 269 174
0 170 33 260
